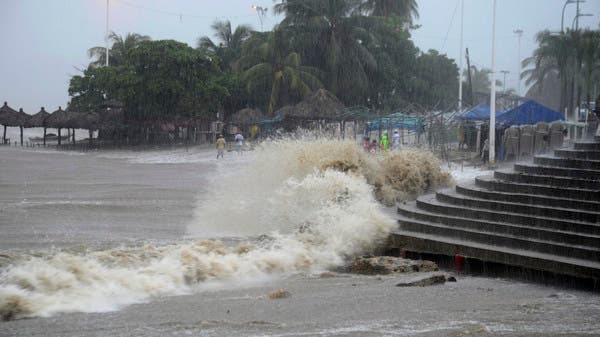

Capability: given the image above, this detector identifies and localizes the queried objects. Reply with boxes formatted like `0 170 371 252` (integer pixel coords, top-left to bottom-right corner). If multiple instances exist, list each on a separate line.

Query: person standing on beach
234 131 244 155
392 130 400 151
380 131 389 152
216 134 226 159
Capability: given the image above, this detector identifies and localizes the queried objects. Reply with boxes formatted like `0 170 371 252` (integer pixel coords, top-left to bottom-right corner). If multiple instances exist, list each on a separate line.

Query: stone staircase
390 135 600 289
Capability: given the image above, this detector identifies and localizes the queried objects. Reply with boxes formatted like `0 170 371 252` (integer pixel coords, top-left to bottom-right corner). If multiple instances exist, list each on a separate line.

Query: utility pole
105 0 110 67
466 48 473 106
513 29 523 96
458 0 464 111
489 0 497 166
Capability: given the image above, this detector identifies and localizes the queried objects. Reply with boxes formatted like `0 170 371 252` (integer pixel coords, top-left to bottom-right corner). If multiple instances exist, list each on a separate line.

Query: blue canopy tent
366 112 422 132
497 100 564 126
461 104 493 120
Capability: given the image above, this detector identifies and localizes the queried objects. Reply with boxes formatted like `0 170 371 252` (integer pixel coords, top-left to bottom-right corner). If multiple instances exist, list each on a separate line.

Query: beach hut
229 108 265 126
287 89 345 120
25 107 51 145
69 111 100 145
277 89 346 133
0 103 31 146
0 102 18 144
45 107 71 145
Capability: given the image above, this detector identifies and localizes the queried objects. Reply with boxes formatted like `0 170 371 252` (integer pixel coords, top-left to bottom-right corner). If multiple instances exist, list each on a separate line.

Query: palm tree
580 30 600 108
274 0 378 104
197 20 253 70
88 32 151 67
239 28 323 115
521 30 573 114
358 0 419 23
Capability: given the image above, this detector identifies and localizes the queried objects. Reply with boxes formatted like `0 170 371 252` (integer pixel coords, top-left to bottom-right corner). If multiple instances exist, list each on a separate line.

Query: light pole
489 0 497 166
500 70 509 94
252 5 268 32
561 0 577 33
458 0 464 111
105 0 110 67
513 29 523 96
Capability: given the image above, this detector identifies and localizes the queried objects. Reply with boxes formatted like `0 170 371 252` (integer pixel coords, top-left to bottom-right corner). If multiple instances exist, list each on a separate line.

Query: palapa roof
45 107 72 129
0 102 30 127
229 108 266 125
25 107 51 128
285 89 345 120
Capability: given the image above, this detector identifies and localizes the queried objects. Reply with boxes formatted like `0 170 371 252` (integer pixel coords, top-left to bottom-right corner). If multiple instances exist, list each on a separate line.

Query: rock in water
396 274 447 287
268 289 291 299
349 256 439 275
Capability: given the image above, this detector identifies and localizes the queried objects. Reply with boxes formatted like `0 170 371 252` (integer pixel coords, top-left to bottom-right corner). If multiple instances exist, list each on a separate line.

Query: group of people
363 130 401 153
215 131 244 159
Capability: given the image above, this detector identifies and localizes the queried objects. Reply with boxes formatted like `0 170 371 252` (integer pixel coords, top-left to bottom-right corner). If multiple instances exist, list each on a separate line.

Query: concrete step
388 230 600 280
396 214 600 262
475 175 600 201
436 188 600 223
455 183 600 212
415 193 600 235
514 162 600 180
554 148 600 160
574 141 600 151
494 169 600 190
534 154 600 170
398 200 600 246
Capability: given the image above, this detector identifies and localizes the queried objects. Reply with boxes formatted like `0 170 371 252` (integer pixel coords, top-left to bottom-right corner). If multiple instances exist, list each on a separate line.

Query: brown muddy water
1 141 599 337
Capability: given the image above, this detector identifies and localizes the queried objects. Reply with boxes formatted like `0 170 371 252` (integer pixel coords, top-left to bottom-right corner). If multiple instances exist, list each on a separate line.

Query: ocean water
0 140 599 336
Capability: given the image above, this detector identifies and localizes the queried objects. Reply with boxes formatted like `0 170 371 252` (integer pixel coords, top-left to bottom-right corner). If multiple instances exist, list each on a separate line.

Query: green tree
197 20 253 70
239 28 323 114
124 40 228 120
87 32 151 67
358 0 419 23
580 30 600 107
274 0 378 105
410 50 459 110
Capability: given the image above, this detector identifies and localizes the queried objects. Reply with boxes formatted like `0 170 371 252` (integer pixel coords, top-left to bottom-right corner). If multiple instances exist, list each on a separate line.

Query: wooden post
20 126 23 146
72 129 76 144
2 125 6 144
58 128 62 146
43 127 47 146
88 129 93 146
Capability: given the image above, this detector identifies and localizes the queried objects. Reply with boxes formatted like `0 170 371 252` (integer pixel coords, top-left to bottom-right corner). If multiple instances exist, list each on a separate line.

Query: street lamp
105 0 110 67
561 0 577 33
513 29 523 96
500 70 509 93
489 0 497 166
252 5 268 32
572 13 594 30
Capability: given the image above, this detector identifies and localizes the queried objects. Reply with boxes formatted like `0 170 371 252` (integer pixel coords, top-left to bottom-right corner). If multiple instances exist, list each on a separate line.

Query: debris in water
268 289 291 299
395 274 447 287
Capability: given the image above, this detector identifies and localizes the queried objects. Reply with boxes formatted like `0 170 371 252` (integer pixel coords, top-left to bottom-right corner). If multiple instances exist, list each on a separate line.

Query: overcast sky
1 0 598 114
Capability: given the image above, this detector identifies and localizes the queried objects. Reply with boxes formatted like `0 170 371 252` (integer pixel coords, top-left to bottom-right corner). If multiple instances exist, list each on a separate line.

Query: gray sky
1 0 598 114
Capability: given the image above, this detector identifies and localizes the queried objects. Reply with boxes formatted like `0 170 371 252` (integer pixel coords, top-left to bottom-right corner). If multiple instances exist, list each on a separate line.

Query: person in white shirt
234 131 244 155
392 130 401 151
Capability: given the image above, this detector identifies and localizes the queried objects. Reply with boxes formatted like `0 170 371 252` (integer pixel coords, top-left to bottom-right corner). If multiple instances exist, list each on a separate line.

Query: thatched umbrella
25 107 51 145
0 102 24 144
229 108 266 126
0 105 31 146
287 89 345 120
274 105 296 116
45 107 71 145
70 111 101 145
